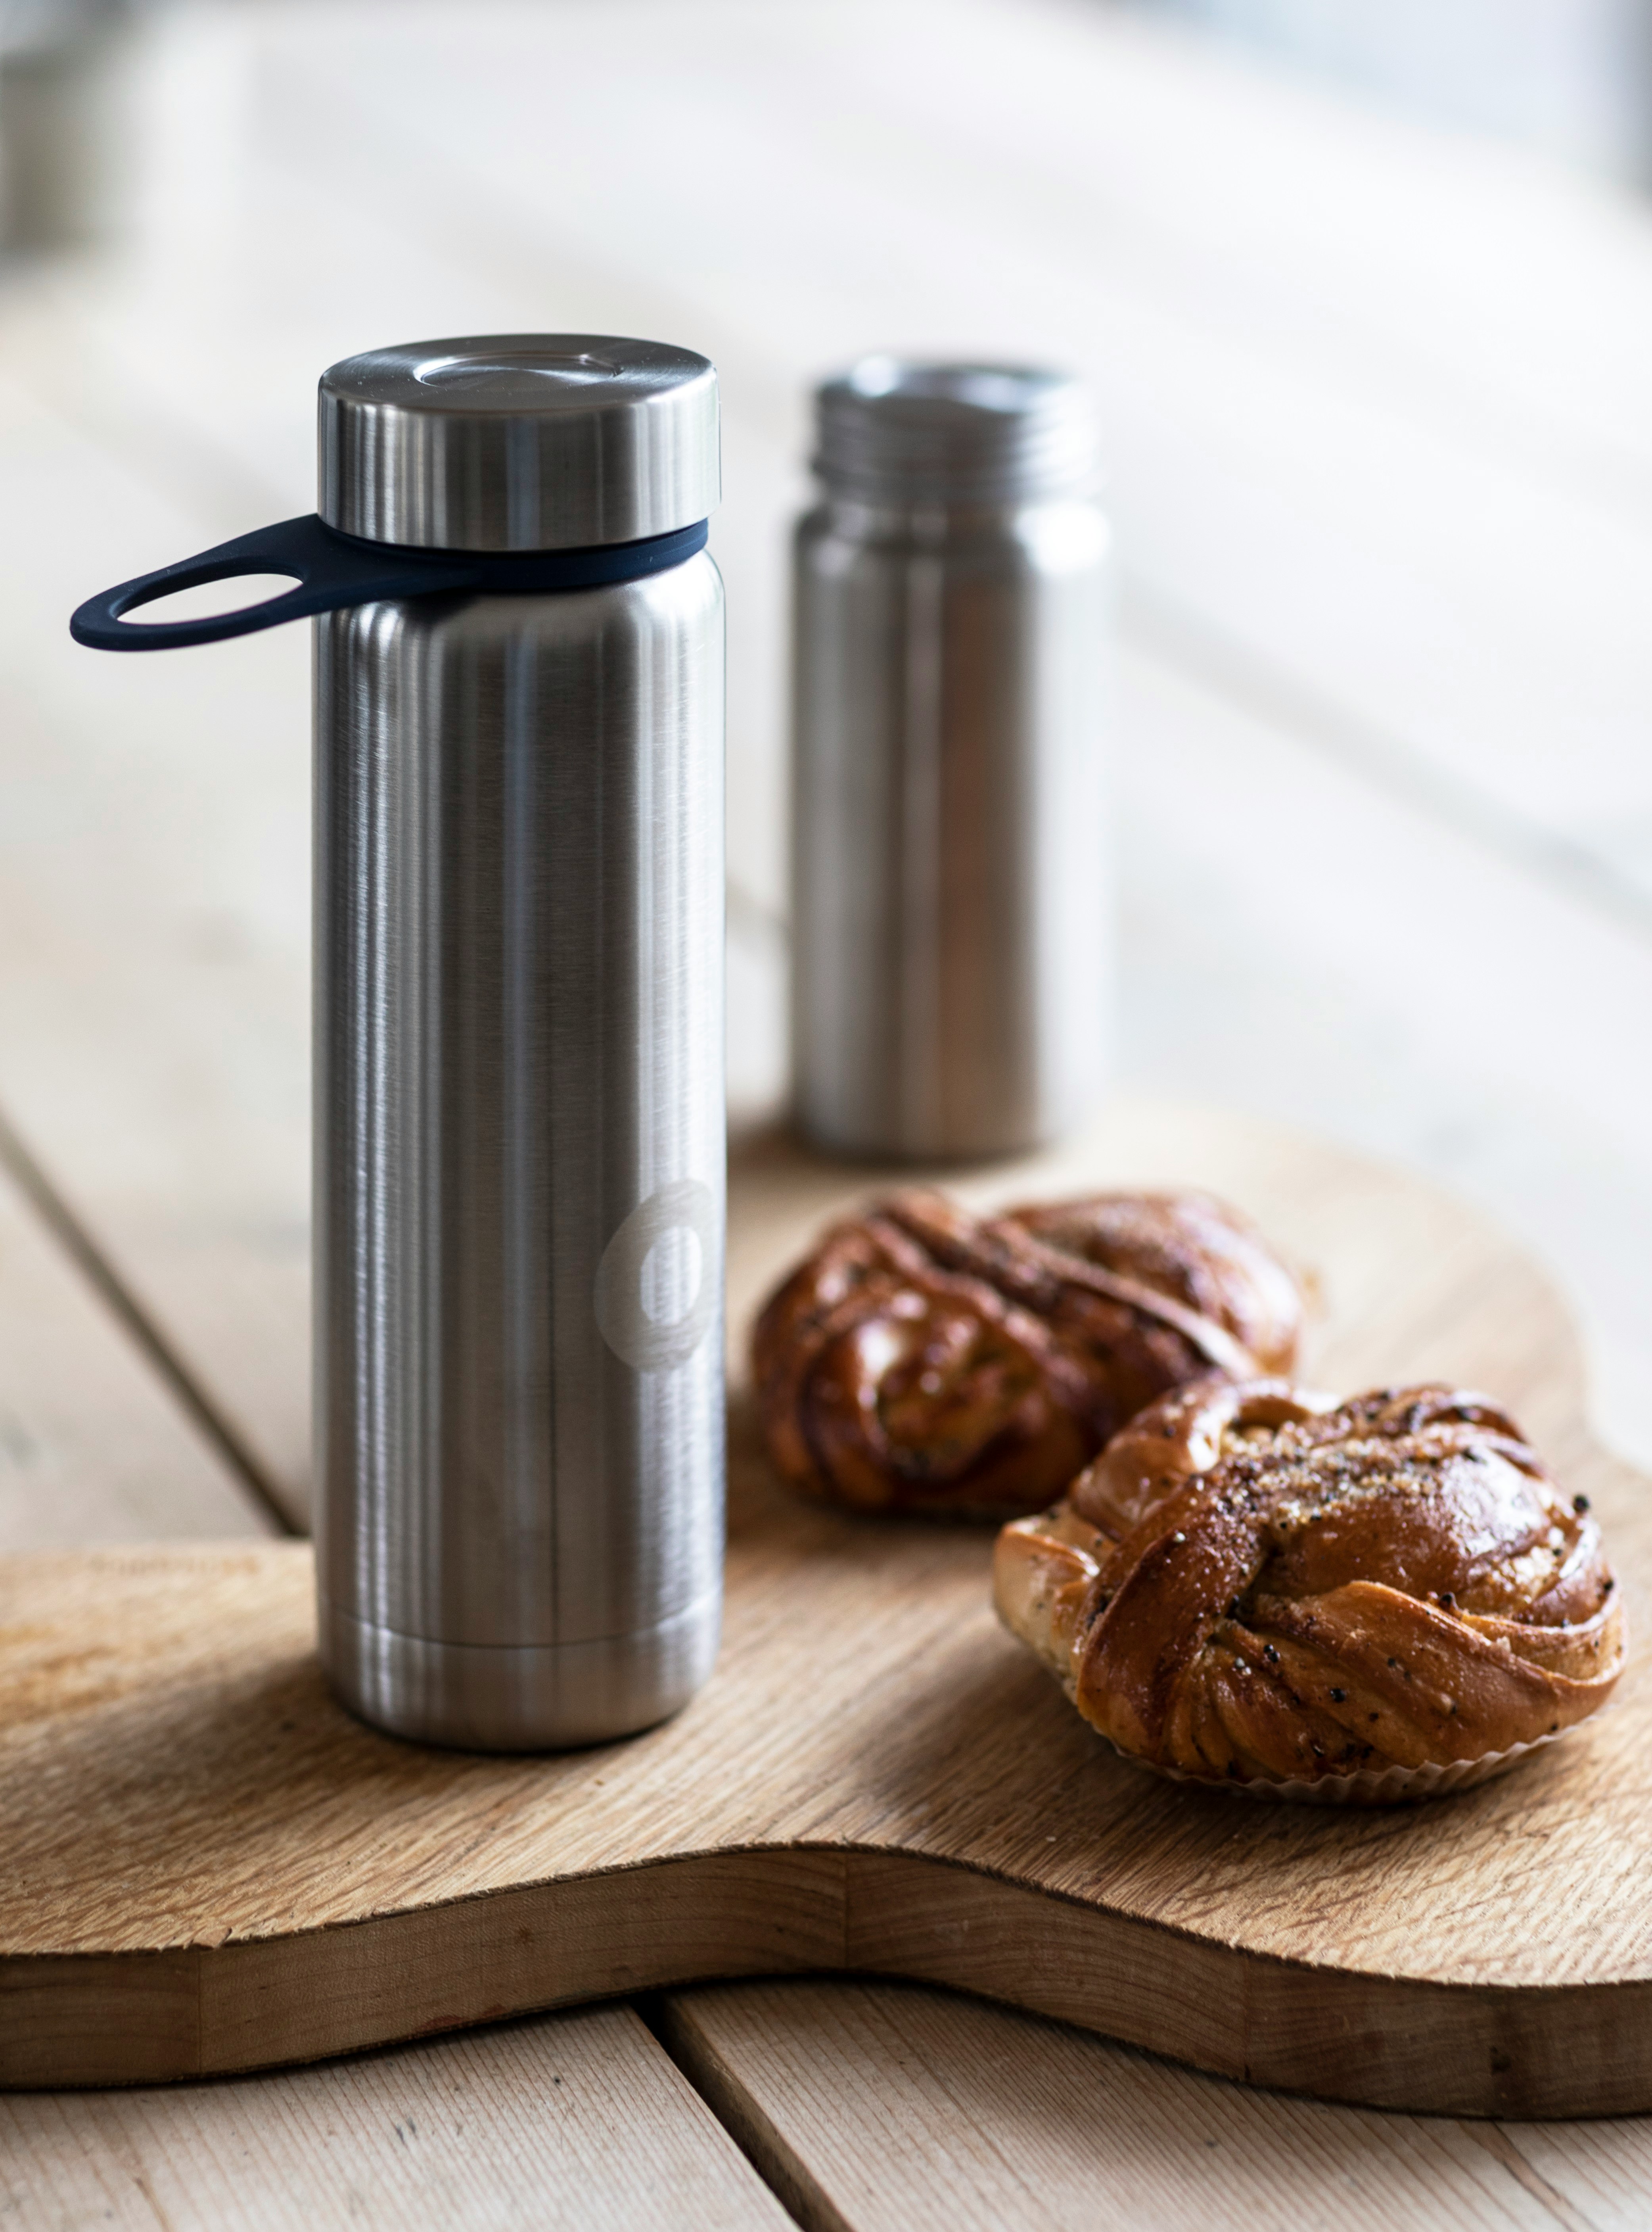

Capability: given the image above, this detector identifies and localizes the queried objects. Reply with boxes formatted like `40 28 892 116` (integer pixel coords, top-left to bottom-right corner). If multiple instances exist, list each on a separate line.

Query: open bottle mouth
845 357 1063 415
815 354 1099 507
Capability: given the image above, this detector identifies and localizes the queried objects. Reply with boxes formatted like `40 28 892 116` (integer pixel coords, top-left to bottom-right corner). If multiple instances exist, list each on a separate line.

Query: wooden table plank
657 1980 1627 2232
124 0 1652 873
0 1139 265 1549
1113 640 1652 1476
0 355 310 1518
0 2005 792 2232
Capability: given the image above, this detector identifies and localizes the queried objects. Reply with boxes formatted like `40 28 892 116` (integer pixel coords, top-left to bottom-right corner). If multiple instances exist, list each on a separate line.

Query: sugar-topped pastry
994 1378 1624 1794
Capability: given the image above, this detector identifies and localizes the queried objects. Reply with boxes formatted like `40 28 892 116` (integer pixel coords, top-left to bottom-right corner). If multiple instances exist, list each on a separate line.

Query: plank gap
0 1098 301 1538
642 1992 836 2232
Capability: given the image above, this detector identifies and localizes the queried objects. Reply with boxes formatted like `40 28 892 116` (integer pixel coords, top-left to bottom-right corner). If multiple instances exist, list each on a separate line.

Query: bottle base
793 1101 1082 1166
318 1591 722 1752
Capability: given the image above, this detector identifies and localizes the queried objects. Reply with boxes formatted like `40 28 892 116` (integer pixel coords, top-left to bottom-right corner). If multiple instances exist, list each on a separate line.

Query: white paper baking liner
1104 1723 1580 1806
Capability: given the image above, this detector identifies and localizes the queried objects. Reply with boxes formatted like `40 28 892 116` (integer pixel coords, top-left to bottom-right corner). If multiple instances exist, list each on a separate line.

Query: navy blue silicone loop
69 514 710 652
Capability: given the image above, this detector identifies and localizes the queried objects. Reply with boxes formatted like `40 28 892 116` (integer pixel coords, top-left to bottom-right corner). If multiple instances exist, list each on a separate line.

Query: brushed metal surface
319 334 720 551
792 490 1111 1160
314 554 726 1749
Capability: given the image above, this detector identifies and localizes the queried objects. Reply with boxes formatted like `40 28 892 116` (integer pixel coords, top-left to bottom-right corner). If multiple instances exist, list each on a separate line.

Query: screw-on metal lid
318 334 719 552
814 357 1097 505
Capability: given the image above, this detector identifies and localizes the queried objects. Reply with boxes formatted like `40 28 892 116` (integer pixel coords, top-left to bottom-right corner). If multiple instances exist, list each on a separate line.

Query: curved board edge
7 1844 1650 2119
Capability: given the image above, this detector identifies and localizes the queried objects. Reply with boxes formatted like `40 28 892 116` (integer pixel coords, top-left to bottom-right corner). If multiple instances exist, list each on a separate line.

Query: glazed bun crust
1003 1191 1305 1376
995 1380 1624 1788
752 1188 1305 1520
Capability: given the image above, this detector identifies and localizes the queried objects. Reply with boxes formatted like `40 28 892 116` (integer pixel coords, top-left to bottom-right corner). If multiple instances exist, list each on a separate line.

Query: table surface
3 0 1651 2220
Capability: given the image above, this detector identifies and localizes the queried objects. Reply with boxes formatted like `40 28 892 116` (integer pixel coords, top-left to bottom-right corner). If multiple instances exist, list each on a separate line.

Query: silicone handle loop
69 514 710 651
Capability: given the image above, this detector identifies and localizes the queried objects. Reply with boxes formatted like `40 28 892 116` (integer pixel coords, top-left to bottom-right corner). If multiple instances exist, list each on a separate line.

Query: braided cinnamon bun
751 1188 1305 1520
994 1380 1625 1795
1002 1190 1305 1376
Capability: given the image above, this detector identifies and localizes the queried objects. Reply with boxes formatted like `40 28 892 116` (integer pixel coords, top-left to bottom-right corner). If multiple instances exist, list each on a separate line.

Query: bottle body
792 493 1110 1160
314 554 726 1749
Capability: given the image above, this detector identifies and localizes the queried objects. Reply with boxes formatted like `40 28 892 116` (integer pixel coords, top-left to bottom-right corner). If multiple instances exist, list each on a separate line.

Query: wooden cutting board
3 1100 1647 2116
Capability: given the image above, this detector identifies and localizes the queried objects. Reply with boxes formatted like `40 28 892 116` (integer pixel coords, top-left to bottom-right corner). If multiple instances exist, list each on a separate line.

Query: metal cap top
813 357 1097 505
318 334 719 552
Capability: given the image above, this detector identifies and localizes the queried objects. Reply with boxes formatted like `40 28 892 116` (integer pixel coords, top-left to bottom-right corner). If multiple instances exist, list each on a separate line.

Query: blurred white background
1138 0 1652 178
0 0 1650 1512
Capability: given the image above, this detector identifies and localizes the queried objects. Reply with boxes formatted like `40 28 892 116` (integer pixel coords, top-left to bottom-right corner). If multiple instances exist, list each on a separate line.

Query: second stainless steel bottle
793 358 1111 1161
73 332 727 1751
313 338 726 1750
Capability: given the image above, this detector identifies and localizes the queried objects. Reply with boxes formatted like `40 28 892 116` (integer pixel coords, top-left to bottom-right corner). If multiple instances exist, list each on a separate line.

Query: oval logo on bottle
593 1178 720 1373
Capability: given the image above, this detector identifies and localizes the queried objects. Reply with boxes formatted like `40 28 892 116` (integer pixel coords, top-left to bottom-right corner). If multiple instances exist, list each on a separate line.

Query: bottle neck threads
812 357 1098 508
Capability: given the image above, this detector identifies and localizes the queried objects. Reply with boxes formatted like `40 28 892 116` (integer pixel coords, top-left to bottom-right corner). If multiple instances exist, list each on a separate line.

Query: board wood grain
1 1104 1646 2115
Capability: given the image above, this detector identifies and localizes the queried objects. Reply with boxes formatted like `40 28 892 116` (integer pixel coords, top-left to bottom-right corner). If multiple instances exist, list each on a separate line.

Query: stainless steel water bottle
792 357 1110 1161
71 334 726 1752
